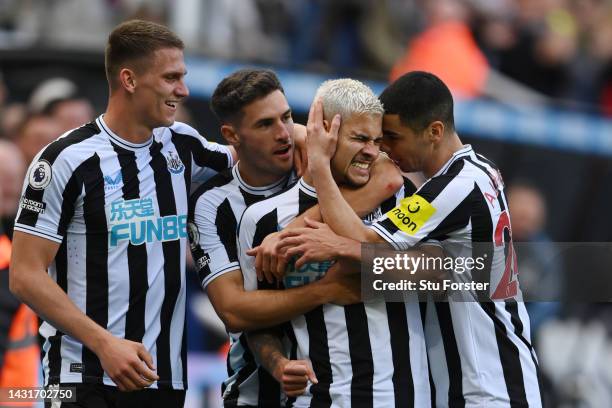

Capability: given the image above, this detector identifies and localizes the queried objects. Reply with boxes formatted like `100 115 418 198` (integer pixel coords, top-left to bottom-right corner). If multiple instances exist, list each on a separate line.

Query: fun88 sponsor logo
108 197 187 246
284 259 334 288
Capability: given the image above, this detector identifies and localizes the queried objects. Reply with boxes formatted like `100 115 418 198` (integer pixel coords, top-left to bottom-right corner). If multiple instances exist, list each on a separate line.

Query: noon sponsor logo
386 194 436 235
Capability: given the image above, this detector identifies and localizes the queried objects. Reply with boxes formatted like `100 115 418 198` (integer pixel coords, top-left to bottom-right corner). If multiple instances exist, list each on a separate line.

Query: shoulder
167 121 200 137
190 169 235 208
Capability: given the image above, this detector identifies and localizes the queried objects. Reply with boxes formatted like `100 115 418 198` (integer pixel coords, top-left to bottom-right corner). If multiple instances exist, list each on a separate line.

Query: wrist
87 327 113 355
338 238 361 261
271 353 289 382
313 277 336 304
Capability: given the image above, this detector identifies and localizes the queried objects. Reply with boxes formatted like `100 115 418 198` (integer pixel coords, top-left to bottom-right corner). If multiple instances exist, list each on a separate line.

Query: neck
423 132 464 178
237 160 288 187
104 93 154 144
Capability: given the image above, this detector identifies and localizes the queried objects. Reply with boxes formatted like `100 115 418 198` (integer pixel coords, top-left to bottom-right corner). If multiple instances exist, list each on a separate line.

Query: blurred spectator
14 113 62 166
390 0 490 98
0 177 39 400
45 97 95 133
507 181 562 333
0 103 27 140
0 140 26 238
28 77 95 132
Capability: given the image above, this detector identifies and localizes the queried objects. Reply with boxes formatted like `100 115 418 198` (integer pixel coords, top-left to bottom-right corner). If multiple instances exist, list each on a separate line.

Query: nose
275 121 291 143
176 80 189 98
362 141 380 159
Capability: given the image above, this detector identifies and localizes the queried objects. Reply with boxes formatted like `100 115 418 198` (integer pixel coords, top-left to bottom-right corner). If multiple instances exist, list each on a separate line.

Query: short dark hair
380 71 455 133
210 69 284 123
105 19 184 89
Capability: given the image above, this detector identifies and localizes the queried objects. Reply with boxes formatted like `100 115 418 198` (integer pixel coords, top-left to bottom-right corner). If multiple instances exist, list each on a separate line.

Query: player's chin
273 159 294 175
347 171 370 187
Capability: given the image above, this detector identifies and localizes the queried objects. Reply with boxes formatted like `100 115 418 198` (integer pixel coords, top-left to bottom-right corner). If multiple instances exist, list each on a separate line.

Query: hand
319 261 361 305
246 232 289 285
292 124 308 177
277 218 344 269
306 99 340 173
96 335 159 391
274 358 318 398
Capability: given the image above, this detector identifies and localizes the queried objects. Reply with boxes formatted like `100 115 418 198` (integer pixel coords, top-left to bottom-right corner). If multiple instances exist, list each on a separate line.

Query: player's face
134 47 189 128
331 114 382 186
236 90 294 179
382 114 432 173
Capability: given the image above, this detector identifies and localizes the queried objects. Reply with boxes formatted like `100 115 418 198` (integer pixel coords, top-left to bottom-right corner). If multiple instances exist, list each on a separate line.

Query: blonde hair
314 78 383 121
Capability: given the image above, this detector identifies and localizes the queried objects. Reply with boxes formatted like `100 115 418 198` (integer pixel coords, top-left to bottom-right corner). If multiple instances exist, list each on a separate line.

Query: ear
322 119 330 132
428 121 445 144
119 68 137 94
221 124 240 147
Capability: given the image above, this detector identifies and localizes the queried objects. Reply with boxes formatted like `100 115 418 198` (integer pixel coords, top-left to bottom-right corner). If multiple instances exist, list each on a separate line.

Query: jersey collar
298 178 317 198
97 115 154 150
233 163 292 194
432 144 475 178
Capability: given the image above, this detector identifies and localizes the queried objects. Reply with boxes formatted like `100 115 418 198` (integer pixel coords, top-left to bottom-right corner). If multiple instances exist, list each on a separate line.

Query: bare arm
206 268 359 333
9 232 158 391
249 153 401 282
307 107 381 242
247 328 316 397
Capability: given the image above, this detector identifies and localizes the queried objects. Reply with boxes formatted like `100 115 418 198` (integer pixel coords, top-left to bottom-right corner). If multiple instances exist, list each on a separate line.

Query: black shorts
44 383 185 408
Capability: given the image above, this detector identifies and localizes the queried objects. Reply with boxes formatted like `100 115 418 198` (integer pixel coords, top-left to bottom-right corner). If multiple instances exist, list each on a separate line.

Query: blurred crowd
1 0 611 114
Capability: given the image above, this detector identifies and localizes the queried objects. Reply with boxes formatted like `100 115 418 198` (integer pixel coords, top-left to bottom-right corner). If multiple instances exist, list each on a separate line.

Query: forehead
340 113 382 138
382 113 414 135
147 47 186 73
240 90 289 124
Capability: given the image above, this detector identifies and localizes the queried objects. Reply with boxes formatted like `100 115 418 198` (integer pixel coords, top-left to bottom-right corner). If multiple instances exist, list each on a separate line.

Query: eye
258 120 273 128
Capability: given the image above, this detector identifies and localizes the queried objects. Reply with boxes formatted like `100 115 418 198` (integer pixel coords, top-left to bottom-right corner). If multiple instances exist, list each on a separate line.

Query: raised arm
307 100 382 242
249 153 402 282
10 232 158 391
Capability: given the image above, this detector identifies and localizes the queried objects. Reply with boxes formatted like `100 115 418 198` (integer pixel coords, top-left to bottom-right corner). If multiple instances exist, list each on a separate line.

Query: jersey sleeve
189 194 240 290
14 151 80 244
370 170 473 250
171 122 234 183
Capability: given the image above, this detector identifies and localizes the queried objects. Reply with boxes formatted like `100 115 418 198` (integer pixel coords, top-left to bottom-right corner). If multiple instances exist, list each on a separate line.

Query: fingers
275 255 288 278
262 251 273 284
282 360 318 397
294 253 310 270
136 346 159 381
307 99 318 129
303 217 325 229
299 150 308 177
246 246 259 256
254 249 263 281
329 113 341 138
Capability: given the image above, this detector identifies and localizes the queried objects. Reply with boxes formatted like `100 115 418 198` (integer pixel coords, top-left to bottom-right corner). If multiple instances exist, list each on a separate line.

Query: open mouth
351 161 371 170
165 101 178 109
274 145 291 156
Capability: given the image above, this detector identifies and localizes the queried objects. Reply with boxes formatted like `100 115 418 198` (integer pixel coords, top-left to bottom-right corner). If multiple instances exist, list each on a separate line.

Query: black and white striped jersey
188 164 296 289
188 164 296 407
14 115 233 390
371 145 543 407
237 178 432 408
